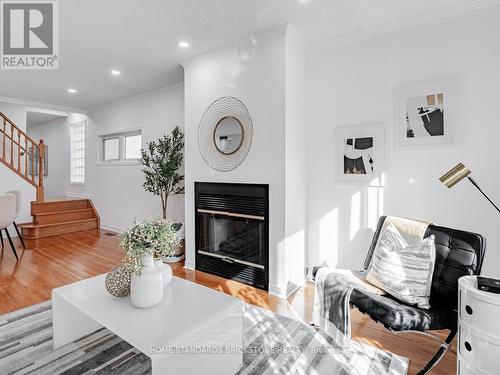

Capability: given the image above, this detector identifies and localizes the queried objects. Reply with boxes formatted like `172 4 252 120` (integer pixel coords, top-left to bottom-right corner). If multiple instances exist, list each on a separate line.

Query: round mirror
213 116 244 155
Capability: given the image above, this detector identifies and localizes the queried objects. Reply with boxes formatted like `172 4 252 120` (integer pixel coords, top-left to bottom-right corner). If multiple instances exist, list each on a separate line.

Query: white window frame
70 121 86 184
97 127 142 166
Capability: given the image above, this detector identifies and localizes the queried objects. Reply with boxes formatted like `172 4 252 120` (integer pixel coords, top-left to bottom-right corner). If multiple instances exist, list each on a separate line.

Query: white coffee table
52 274 243 375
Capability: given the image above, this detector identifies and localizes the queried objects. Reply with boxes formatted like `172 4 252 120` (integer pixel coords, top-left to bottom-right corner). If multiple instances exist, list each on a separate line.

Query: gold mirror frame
213 116 244 155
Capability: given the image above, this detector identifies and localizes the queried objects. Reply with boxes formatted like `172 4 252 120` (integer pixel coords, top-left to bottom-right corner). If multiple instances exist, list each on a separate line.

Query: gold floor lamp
440 163 500 214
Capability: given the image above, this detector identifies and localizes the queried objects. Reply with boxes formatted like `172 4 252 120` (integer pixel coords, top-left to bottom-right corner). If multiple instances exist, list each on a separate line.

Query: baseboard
268 284 287 299
100 224 125 233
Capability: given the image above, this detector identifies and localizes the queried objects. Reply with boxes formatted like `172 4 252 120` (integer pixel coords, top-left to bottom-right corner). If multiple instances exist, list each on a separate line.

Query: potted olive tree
141 126 184 220
141 127 185 262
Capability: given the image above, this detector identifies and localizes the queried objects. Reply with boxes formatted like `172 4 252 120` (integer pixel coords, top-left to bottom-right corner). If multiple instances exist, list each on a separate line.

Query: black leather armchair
313 216 486 375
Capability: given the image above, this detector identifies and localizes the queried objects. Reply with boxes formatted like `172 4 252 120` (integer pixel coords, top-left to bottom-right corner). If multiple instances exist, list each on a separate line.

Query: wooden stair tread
34 208 93 216
31 199 88 205
19 218 97 229
31 199 90 215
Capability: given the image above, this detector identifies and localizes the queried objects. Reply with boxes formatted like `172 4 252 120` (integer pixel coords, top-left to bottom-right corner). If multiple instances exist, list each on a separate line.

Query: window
125 134 142 159
103 138 120 160
98 128 142 165
70 121 86 184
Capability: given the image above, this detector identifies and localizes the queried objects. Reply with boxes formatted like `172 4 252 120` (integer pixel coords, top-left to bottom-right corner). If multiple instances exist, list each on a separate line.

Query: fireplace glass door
197 211 265 269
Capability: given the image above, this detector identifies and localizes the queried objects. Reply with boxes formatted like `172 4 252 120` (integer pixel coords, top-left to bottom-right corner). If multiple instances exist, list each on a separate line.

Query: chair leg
416 328 457 375
4 227 19 261
13 222 26 249
0 228 4 251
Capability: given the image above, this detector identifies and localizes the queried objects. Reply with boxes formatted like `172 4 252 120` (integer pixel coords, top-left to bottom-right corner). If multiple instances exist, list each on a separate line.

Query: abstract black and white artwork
406 93 444 138
343 137 374 175
396 79 458 150
336 124 384 185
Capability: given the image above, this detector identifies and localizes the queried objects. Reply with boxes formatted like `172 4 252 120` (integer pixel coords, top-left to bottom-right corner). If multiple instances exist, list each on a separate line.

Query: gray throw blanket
313 268 385 347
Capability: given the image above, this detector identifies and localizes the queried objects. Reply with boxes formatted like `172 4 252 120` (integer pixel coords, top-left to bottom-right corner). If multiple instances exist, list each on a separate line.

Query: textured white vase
130 253 164 308
154 259 173 286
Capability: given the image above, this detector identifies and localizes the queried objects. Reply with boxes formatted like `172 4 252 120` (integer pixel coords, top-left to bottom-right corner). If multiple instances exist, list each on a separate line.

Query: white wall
28 84 185 231
0 102 37 232
182 27 288 296
7 9 498 289
284 25 308 293
307 10 500 278
183 25 310 297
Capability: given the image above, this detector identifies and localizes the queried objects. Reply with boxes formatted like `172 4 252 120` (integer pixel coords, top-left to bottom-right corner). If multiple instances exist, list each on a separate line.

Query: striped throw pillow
366 223 436 309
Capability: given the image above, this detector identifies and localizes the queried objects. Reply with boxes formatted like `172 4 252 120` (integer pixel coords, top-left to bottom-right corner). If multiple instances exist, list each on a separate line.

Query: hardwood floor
0 229 456 375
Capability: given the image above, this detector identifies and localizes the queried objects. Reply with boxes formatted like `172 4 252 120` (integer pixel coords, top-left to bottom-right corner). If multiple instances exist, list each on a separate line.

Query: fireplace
195 182 269 290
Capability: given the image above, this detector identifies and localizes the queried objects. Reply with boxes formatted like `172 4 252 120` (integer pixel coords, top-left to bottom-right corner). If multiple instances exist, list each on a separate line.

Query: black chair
313 215 486 375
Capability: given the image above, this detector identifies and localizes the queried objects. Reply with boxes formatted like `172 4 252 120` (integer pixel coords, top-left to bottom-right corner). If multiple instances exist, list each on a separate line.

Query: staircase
0 112 45 202
1 112 101 239
19 198 100 239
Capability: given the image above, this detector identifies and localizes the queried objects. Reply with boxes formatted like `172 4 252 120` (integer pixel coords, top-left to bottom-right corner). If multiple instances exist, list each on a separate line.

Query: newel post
36 139 45 202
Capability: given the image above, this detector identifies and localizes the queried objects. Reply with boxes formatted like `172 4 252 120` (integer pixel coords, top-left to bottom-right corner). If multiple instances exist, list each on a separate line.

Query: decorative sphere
105 264 132 297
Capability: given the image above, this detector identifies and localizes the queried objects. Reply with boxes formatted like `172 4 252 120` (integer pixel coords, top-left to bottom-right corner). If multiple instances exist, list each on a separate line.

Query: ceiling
26 111 67 128
0 0 497 110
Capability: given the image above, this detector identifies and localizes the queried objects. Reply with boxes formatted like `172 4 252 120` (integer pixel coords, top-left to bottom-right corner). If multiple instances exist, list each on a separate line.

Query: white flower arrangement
120 218 180 275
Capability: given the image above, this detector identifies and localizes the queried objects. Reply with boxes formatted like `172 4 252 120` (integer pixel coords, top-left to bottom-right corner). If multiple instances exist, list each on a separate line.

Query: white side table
458 276 500 375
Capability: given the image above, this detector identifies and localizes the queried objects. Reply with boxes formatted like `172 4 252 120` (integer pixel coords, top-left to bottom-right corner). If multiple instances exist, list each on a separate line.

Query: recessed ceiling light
111 70 121 76
67 88 77 94
178 41 189 48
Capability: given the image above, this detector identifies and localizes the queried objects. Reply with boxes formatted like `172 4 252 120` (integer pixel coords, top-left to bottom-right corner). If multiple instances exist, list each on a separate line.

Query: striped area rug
0 301 407 375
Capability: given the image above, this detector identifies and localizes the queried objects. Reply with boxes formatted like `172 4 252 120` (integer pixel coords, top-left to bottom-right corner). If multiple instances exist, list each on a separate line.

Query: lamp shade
439 163 471 188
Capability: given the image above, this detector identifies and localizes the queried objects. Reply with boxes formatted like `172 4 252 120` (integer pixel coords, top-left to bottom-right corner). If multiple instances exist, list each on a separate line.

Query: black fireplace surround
195 182 269 290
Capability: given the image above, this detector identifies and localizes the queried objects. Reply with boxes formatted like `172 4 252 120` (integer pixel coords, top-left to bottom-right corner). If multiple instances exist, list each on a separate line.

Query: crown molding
87 81 184 112
0 95 87 114
312 0 500 51
180 23 289 68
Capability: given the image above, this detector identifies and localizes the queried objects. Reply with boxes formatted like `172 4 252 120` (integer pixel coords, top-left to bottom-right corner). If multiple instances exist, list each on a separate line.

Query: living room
1 1 499 374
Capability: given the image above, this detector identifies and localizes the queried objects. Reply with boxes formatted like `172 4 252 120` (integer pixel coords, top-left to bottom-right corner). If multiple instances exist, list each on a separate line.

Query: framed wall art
395 78 459 150
335 123 385 186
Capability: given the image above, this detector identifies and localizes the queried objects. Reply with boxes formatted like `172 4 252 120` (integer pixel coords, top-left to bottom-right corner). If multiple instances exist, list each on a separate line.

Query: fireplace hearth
195 182 269 290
